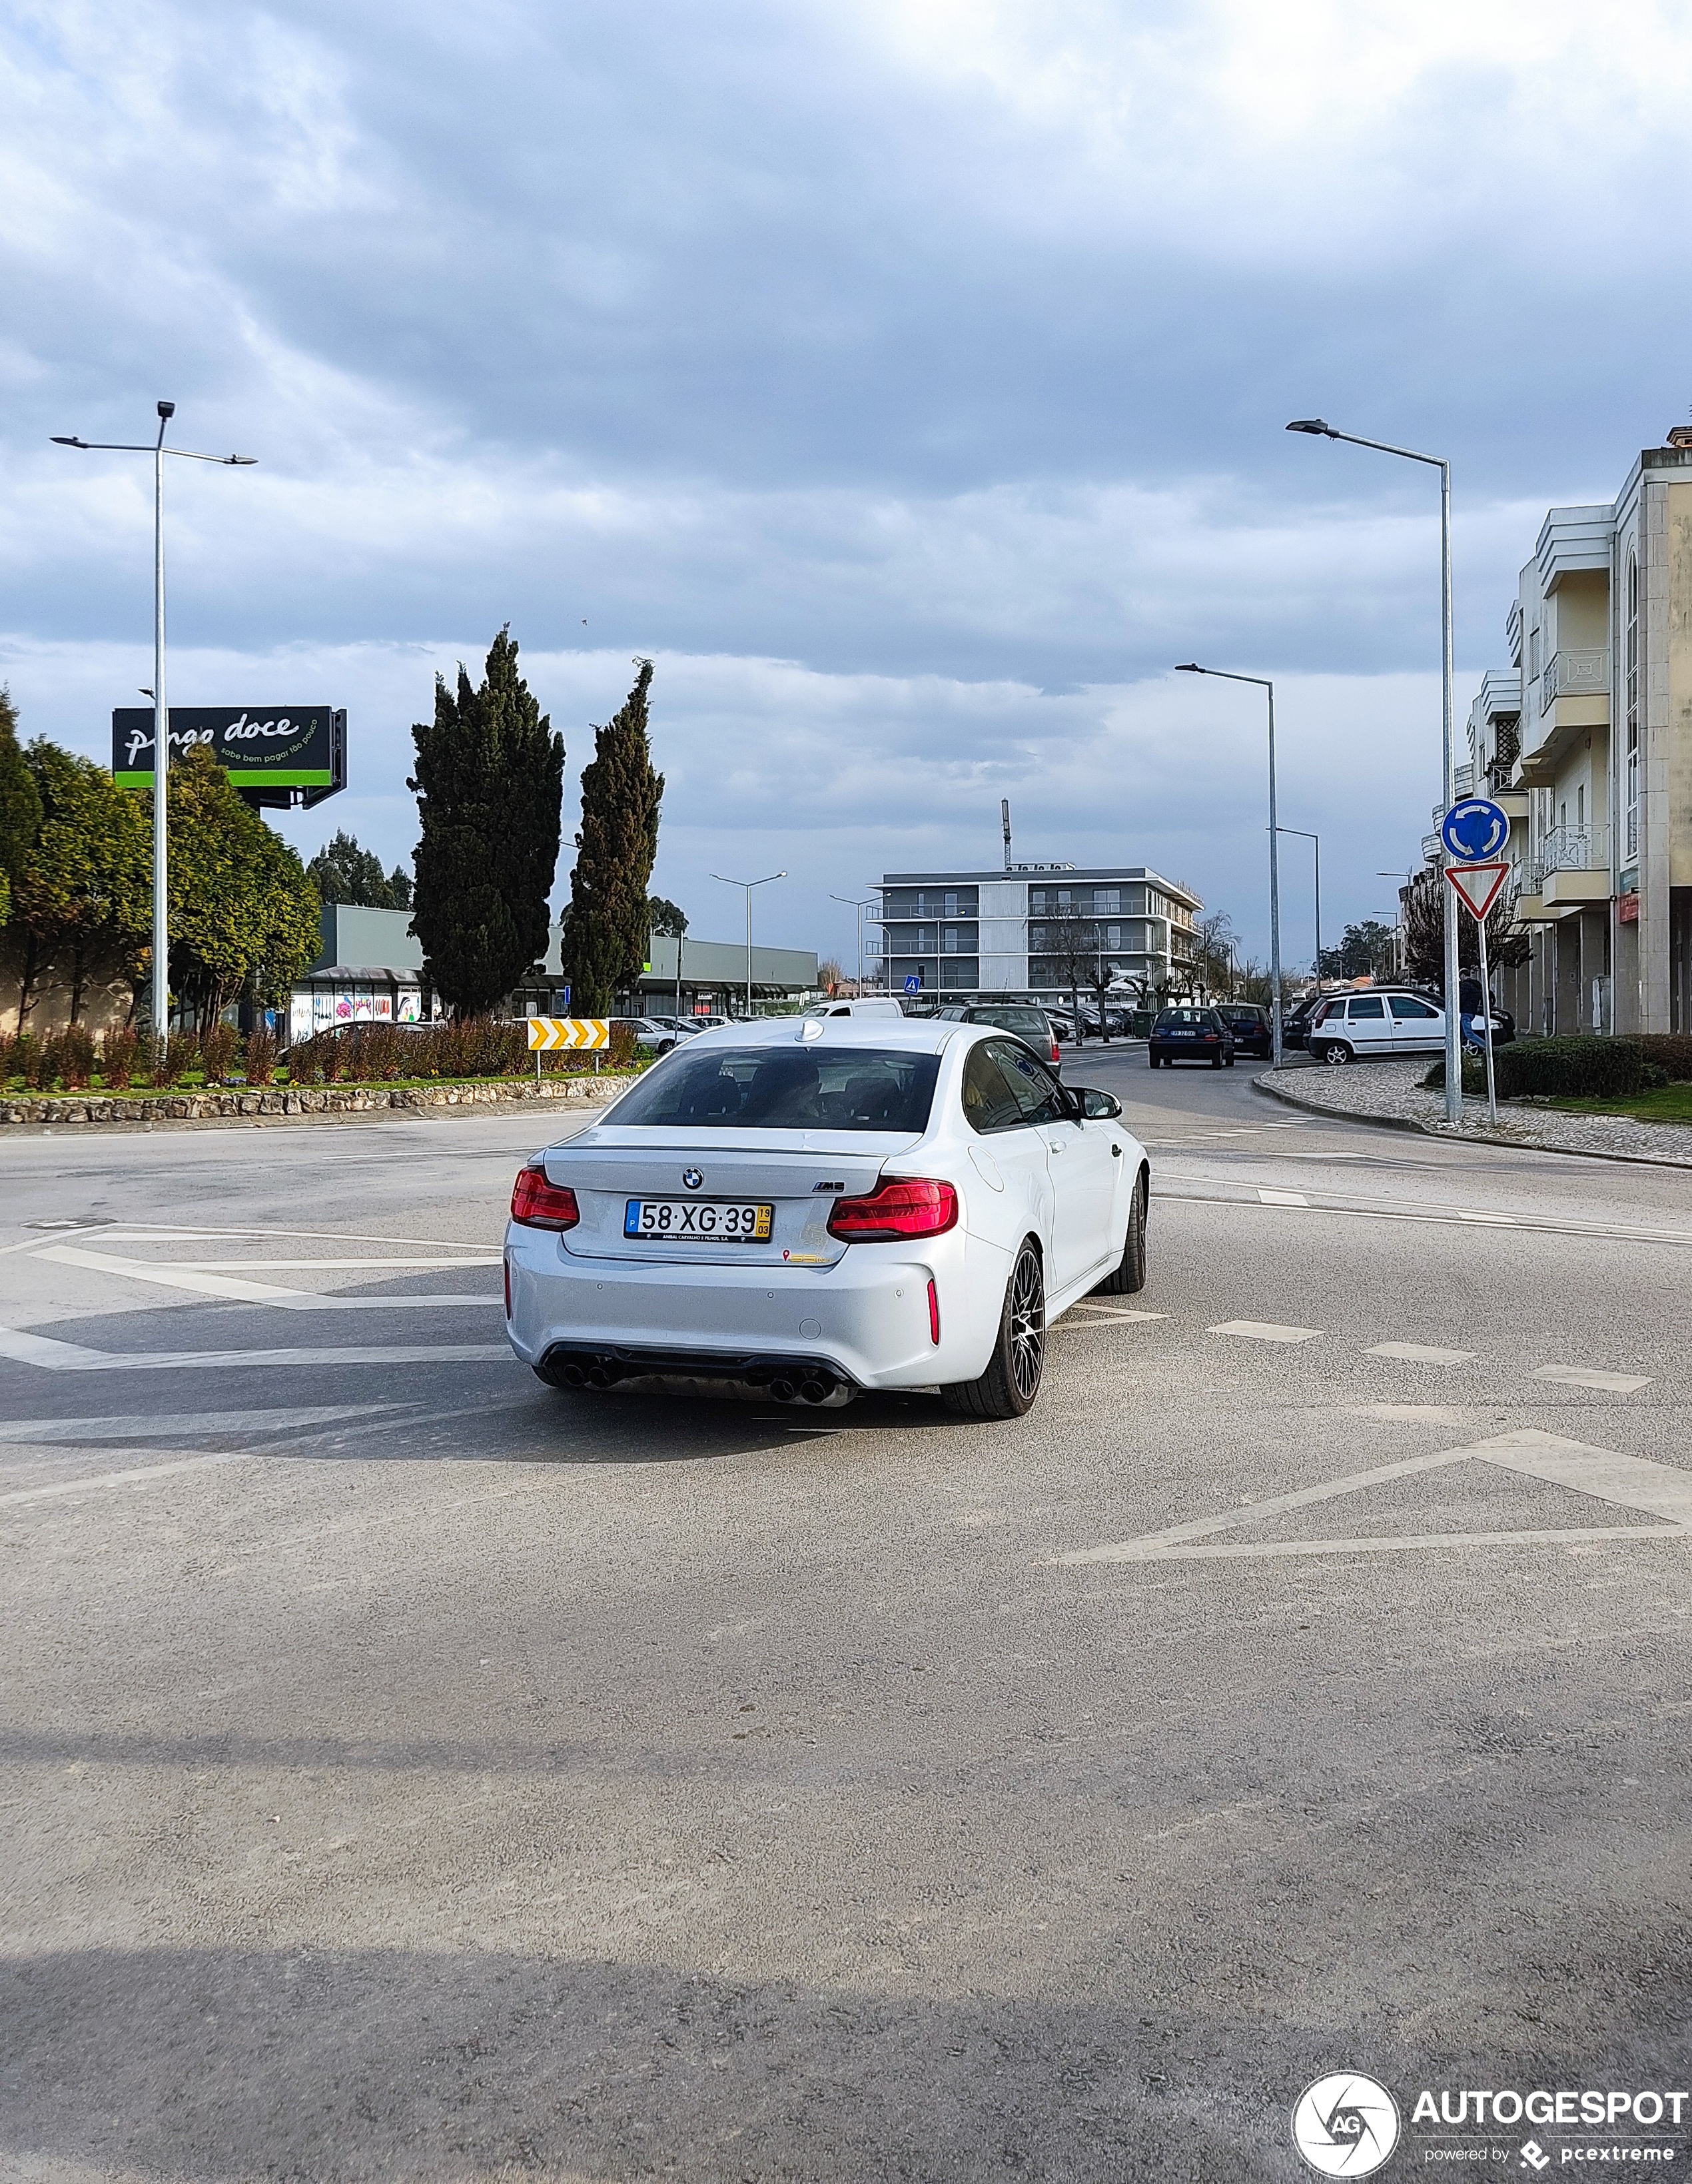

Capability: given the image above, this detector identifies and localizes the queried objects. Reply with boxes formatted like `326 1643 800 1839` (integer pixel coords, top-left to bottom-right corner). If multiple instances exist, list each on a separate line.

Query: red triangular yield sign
1444 860 1510 920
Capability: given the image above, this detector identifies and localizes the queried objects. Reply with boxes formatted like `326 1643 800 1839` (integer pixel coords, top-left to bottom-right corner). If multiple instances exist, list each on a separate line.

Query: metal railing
1541 648 1609 713
1530 825 1608 888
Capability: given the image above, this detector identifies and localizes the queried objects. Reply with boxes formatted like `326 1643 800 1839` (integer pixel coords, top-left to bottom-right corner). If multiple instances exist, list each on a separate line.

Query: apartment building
873 864 1201 1001
1464 425 1692 1035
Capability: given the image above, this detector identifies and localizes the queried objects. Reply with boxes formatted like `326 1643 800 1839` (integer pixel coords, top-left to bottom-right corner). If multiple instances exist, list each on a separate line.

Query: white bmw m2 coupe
504 1015 1149 1419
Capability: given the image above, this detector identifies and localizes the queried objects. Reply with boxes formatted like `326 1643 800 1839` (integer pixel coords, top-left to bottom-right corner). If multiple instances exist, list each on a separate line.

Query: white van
1310 991 1445 1063
803 997 909 1020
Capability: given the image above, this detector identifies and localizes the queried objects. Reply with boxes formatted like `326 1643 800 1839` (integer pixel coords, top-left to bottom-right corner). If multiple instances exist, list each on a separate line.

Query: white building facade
1464 427 1692 1037
873 864 1201 1001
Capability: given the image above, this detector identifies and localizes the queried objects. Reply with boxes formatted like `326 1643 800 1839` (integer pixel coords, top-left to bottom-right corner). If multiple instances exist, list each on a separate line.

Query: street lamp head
50 435 89 449
1286 418 1336 438
1174 662 1204 674
157 400 175 420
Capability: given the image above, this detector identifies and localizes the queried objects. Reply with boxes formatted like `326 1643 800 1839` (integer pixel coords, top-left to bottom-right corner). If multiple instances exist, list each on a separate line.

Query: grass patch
1546 1083 1692 1125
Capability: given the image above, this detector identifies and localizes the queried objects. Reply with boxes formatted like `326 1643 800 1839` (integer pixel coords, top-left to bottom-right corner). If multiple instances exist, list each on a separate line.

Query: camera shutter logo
1292 2073 1401 2177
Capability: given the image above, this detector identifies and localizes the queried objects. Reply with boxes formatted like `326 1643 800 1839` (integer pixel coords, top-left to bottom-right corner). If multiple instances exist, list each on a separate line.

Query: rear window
608 1045 940 1133
1156 1008 1212 1027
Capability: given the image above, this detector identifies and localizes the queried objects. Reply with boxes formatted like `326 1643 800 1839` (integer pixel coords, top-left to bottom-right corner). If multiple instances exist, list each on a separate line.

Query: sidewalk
1255 1055 1692 1171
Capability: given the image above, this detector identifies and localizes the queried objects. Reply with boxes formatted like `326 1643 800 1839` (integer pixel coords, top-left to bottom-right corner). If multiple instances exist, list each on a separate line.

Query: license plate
624 1198 773 1241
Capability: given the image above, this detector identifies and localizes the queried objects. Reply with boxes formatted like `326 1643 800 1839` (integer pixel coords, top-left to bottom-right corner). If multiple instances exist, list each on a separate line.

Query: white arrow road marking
0 1453 256 1506
1208 1320 1321 1343
1533 1364 1653 1394
0 1326 512 1372
1366 1343 1475 1364
33 1245 495 1309
1256 1188 1309 1206
1053 1430 1691 1566
0 1403 404 1443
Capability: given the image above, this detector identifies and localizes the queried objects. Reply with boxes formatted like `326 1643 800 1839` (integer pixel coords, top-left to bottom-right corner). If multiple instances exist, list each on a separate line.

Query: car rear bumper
504 1223 1001 1392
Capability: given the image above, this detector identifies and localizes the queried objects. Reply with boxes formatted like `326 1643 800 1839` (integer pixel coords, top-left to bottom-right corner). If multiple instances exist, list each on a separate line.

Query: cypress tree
408 628 564 1018
560 661 665 1015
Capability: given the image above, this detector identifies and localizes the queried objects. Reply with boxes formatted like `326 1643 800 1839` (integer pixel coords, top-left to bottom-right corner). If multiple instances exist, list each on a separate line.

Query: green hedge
1424 1035 1685 1099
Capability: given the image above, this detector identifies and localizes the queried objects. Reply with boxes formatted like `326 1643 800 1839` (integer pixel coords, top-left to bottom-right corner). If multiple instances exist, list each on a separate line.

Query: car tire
1225 1053 1236 1067
1095 1171 1148 1296
942 1240 1045 1420
1148 1051 1160 1069
1319 1041 1352 1066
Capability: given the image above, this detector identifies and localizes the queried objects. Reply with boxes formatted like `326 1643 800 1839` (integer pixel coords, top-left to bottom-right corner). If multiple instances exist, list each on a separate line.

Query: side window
992 1040 1066 1126
1388 996 1437 1020
1348 997 1386 1020
961 1042 1027 1135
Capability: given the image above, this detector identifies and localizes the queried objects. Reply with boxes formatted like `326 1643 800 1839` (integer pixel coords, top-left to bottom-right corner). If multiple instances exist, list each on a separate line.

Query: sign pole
151 412 169 1045
1477 907 1497 1127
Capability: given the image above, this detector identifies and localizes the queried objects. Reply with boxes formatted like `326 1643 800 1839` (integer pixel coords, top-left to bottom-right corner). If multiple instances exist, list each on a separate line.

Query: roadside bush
48 1024 96 1089
1632 1035 1692 1083
156 1031 199 1088
0 1031 16 1085
16 1034 49 1090
199 1022 239 1083
242 1029 277 1086
608 1020 636 1068
1425 1036 1659 1100
101 1026 140 1089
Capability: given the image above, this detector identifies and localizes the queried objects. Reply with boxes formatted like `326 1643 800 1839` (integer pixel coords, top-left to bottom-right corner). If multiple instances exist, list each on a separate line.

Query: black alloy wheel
943 1239 1046 1420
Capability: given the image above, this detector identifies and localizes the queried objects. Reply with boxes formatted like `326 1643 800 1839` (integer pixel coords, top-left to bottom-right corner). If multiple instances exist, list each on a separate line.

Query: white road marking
131 1257 502 1272
0 1403 404 1444
1533 1364 1653 1395
1208 1320 1321 1344
1458 1210 1517 1225
1068 1303 1167 1321
0 1326 512 1372
1256 1188 1308 1206
33 1245 494 1310
1156 1185 1692 1253
1366 1342 1475 1364
0 1452 255 1507
1348 1404 1478 1423
1053 1429 1691 1567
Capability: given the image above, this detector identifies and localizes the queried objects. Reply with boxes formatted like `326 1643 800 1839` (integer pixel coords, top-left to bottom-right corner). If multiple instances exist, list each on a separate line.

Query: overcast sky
4 0 1689 968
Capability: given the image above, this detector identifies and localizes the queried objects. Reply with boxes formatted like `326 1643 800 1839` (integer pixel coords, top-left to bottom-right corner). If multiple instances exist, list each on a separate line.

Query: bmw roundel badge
681 1168 704 1190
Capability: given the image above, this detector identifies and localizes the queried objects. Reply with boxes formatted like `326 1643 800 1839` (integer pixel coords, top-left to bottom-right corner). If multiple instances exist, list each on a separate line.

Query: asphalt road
3 1057 1689 2183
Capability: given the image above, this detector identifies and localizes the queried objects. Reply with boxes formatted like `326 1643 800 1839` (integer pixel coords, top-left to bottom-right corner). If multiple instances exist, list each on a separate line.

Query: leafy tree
1037 903 1097 1033
561 660 665 1015
647 895 688 939
0 687 43 932
8 742 151 1027
308 830 412 910
163 746 321 1022
1318 920 1398 981
409 628 565 1018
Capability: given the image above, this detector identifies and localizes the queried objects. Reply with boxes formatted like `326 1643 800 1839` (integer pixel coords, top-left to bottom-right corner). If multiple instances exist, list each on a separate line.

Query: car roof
679 1015 972 1057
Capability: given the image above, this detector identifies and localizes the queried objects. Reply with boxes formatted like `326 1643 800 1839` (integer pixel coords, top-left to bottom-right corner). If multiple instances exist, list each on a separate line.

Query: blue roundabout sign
1440 797 1511 861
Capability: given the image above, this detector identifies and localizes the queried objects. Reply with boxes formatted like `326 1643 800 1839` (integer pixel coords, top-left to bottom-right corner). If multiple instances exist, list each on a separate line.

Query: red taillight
510 1165 580 1231
827 1176 959 1241
927 1276 940 1344
1050 1042 1060 1065
1201 1031 1218 1042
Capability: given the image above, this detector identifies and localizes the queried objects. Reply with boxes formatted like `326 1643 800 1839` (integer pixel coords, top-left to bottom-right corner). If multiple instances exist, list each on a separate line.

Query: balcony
1541 648 1609 713
1531 825 1610 909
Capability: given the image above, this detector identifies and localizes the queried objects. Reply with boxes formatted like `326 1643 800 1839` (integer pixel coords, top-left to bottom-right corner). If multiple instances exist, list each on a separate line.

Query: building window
1625 547 1640 864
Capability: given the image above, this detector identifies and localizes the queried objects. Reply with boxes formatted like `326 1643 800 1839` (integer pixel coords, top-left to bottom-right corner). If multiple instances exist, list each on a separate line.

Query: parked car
1282 993 1329 1052
936 1001 1063 1073
1148 1005 1236 1068
505 1015 1150 1420
1306 989 1508 1065
804 997 908 1020
618 1017 684 1056
1216 1003 1272 1058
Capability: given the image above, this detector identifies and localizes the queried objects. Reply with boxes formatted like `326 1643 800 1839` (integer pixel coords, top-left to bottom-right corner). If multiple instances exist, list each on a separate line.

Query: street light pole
712 871 786 1019
830 894 875 996
1288 417 1460 1121
53 405 256 1041
1275 825 1321 984
1176 664 1283 1067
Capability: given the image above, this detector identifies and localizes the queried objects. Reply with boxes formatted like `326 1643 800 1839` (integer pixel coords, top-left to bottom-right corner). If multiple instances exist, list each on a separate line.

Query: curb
1250 1069 1692 1173
0 1075 632 1134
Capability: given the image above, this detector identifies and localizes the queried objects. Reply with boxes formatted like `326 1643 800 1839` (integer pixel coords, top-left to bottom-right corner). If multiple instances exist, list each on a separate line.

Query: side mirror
1078 1087 1121 1120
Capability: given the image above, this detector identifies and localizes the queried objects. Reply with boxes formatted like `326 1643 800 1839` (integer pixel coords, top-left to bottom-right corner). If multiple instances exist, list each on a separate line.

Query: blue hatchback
1149 1006 1236 1069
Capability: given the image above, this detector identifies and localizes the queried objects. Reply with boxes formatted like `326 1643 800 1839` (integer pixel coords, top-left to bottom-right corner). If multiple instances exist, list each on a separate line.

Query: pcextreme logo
1292 2073 1402 2177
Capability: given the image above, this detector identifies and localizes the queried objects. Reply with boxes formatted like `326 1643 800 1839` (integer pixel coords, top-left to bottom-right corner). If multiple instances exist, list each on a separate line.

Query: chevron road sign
527 1017 610 1052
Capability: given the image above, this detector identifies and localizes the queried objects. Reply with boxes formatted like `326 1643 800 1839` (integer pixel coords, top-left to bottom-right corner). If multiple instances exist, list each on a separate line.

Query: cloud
3 0 1687 968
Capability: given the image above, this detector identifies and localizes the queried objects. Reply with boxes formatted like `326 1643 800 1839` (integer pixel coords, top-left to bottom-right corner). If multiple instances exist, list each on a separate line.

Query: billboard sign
112 706 338 794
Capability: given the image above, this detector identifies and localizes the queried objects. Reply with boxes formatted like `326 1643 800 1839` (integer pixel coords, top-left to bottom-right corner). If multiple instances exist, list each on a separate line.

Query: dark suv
1149 1005 1235 1069
1216 1003 1272 1057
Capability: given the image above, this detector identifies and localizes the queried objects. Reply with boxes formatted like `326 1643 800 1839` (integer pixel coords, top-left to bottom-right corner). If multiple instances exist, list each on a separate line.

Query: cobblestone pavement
1258 1054 1692 1167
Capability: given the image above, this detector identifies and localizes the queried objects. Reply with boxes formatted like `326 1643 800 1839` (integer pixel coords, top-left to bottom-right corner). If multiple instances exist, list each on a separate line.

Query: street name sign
527 1018 609 1052
1444 861 1510 921
1440 797 1511 862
